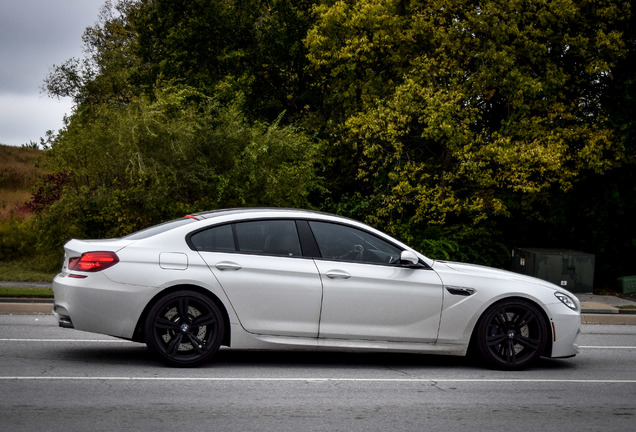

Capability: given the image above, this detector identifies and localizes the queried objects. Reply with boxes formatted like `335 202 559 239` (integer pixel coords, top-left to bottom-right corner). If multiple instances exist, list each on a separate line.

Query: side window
235 220 301 257
190 224 235 252
308 221 402 264
190 220 302 257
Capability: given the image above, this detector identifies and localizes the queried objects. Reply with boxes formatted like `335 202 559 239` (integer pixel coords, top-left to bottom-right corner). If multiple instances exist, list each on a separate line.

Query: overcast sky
0 0 105 147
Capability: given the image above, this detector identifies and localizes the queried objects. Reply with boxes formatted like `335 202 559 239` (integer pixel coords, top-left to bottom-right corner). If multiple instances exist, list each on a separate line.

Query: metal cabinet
511 248 595 293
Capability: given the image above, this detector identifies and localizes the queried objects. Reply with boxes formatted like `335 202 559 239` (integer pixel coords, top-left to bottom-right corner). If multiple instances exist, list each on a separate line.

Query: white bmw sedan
53 208 580 369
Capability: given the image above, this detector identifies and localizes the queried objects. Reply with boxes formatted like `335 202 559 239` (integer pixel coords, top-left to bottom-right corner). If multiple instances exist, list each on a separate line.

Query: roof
192 207 331 220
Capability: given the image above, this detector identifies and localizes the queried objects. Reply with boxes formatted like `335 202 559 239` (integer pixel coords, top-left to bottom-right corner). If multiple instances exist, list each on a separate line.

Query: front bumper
547 305 581 358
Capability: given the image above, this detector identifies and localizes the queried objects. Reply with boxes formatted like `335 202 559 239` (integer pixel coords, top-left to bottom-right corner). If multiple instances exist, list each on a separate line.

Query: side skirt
228 324 467 356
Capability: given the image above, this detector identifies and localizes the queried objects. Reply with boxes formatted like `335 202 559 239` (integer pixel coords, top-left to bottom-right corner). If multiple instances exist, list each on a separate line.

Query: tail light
68 251 119 272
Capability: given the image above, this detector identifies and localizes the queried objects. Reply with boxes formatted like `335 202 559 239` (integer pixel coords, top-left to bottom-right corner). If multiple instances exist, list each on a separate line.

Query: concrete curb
580 301 620 314
0 302 53 315
581 313 636 325
0 281 52 288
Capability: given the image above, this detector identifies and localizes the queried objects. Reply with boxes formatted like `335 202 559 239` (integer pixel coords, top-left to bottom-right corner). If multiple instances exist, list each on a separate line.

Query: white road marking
1 339 636 349
1 340 635 383
577 346 636 349
0 376 635 383
0 339 130 343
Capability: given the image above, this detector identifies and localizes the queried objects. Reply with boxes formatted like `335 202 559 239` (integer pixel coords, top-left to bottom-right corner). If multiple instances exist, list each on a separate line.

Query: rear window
125 217 197 240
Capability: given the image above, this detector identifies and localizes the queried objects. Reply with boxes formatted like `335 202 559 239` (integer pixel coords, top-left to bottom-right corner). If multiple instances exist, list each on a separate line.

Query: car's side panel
199 252 323 337
433 263 580 358
54 242 240 340
229 328 468 356
314 260 444 343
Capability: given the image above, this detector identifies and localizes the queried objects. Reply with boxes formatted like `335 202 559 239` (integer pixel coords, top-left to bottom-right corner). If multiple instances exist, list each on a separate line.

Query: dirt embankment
0 144 42 219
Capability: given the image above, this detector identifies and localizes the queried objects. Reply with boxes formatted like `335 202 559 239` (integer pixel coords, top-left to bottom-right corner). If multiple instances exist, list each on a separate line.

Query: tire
475 299 548 370
145 290 224 367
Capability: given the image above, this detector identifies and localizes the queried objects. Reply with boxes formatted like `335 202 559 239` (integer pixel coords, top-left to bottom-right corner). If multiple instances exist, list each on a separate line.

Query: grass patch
0 258 57 282
0 286 53 298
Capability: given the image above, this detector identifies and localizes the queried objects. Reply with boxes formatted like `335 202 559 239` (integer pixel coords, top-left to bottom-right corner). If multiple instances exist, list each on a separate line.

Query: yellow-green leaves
306 0 629 229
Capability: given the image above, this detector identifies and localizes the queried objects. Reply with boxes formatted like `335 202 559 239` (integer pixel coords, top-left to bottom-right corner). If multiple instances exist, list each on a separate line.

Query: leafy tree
32 0 634 285
44 0 139 106
126 0 317 120
557 4 636 286
34 83 322 257
36 0 324 260
306 0 630 266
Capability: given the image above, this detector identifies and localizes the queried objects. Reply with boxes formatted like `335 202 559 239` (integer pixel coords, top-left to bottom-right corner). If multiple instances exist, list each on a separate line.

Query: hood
432 260 560 291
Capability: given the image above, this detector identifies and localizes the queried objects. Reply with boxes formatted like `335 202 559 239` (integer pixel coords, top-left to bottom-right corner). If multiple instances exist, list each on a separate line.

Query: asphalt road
1 315 636 432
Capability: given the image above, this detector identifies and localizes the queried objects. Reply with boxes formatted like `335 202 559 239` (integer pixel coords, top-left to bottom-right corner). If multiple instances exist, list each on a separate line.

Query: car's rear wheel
145 290 224 367
475 299 548 370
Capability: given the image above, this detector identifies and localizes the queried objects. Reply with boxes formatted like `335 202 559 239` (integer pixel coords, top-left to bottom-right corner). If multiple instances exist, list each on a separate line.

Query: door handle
325 270 351 279
215 262 242 271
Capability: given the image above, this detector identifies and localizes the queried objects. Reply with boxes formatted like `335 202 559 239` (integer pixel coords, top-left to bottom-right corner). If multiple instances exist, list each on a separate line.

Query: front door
308 221 444 342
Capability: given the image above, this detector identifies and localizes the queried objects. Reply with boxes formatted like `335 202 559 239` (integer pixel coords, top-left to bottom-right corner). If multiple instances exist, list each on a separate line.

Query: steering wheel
353 244 364 261
341 244 364 260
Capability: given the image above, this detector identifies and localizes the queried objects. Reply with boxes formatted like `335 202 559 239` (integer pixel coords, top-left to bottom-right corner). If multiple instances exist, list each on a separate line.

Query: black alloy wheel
475 299 548 370
145 290 224 367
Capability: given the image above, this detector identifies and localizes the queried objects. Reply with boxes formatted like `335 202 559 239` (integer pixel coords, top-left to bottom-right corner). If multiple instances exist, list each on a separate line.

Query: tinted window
235 220 301 257
190 224 235 252
190 220 302 257
308 221 402 264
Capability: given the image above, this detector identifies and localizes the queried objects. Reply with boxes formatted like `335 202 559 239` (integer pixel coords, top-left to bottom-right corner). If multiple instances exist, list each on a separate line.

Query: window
236 220 301 256
308 221 402 264
190 220 302 257
189 223 235 252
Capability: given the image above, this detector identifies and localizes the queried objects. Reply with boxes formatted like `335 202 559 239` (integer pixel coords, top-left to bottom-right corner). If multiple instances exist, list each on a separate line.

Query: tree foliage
304 0 633 273
27 0 635 285
35 83 320 252
307 0 628 225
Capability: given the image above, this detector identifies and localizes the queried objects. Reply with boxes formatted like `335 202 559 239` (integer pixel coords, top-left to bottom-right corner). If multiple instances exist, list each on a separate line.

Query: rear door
191 220 323 337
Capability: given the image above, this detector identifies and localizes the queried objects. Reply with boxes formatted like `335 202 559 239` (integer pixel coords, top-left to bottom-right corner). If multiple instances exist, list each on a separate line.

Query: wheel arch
468 295 553 358
132 284 231 347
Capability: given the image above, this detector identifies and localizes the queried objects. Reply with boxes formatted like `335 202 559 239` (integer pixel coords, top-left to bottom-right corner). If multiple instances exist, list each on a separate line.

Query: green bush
29 87 323 253
0 218 36 261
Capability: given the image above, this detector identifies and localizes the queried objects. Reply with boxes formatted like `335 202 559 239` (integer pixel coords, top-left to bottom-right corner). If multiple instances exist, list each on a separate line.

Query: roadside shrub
0 218 36 261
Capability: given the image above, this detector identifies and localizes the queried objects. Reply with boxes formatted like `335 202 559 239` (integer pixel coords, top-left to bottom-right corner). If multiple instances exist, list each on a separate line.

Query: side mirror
400 250 419 266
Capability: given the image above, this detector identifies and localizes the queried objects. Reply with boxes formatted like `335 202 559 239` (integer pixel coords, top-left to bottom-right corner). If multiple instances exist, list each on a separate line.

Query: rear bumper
52 303 74 328
53 272 154 339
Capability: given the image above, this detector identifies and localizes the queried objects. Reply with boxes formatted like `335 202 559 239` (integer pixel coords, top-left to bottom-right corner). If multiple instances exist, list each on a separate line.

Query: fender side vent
446 286 476 296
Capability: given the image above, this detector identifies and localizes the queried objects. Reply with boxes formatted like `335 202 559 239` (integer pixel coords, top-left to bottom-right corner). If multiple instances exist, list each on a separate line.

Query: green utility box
511 248 595 293
618 276 636 294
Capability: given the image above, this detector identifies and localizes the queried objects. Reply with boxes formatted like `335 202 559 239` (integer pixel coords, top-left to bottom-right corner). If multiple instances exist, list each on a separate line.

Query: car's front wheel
145 290 224 367
475 299 548 370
